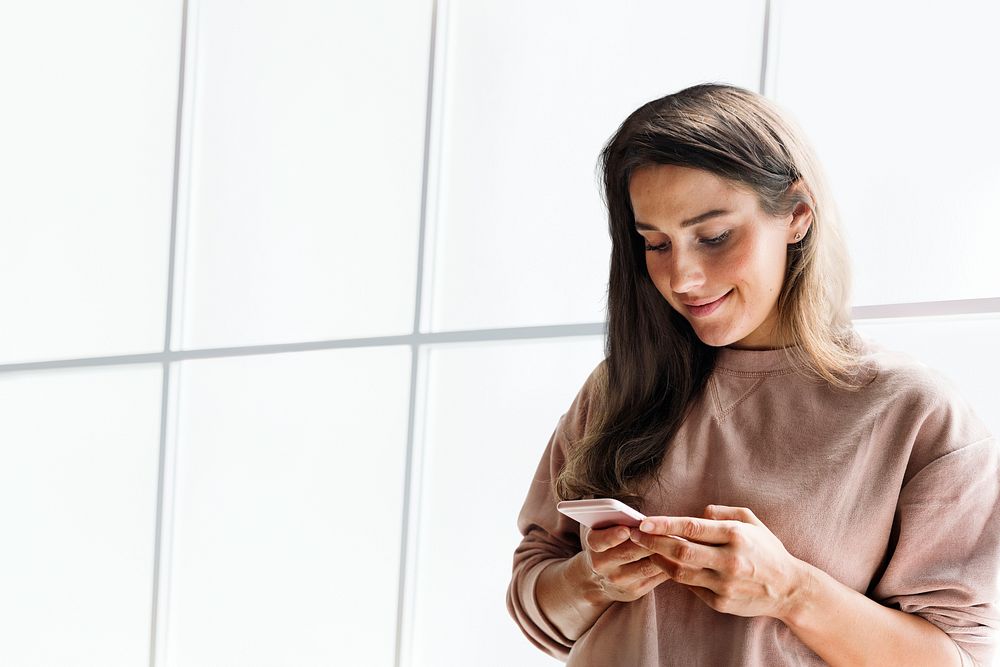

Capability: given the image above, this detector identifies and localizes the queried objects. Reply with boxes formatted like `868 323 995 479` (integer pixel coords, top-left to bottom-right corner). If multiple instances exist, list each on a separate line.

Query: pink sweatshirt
507 337 1000 665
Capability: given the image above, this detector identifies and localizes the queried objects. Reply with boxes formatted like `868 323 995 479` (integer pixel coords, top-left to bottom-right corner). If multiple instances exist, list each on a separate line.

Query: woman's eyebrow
635 208 731 232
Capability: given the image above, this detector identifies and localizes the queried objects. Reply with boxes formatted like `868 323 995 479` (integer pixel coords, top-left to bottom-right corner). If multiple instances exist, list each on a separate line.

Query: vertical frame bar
396 1 443 666
150 0 195 664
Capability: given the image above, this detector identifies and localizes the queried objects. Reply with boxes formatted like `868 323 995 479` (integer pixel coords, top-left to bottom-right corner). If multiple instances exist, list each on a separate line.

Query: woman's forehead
629 165 753 227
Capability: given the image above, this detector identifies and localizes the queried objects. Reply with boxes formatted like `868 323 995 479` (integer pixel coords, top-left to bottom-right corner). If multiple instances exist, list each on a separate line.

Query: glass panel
775 1 1000 306
163 346 410 667
427 0 766 332
0 1 181 364
407 337 605 666
0 365 163 666
854 313 1000 438
177 0 432 350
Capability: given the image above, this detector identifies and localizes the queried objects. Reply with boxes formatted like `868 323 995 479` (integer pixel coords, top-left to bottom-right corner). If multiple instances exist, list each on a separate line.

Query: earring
793 232 802 241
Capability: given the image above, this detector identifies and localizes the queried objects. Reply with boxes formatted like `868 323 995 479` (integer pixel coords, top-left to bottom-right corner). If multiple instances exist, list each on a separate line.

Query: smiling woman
506 83 1000 667
630 164 811 350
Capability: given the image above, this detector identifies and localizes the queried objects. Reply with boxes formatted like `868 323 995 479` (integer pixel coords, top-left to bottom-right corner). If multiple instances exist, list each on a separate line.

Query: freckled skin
629 164 811 350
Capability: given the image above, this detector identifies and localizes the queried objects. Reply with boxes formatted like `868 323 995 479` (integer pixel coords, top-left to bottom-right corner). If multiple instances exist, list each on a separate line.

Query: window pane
177 0 432 350
0 365 163 666
427 0 766 332
406 337 605 666
775 1 1000 306
0 1 181 364
163 346 410 667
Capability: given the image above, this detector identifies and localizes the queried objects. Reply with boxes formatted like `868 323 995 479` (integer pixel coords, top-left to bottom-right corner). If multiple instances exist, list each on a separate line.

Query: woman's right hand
534 524 671 641
576 524 671 604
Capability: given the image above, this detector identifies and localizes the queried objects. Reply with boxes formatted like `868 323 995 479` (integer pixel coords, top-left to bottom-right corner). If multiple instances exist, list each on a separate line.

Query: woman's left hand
629 504 809 620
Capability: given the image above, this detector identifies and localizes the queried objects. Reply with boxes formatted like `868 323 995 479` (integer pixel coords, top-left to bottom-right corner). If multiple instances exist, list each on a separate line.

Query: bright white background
0 0 997 666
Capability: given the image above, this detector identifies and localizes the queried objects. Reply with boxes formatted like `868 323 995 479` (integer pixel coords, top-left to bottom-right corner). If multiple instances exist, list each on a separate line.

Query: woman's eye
701 230 731 246
644 230 730 253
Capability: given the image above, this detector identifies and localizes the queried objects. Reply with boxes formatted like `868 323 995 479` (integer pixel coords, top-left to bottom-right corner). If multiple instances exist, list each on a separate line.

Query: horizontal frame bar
849 297 1000 320
2 297 998 375
0 323 606 374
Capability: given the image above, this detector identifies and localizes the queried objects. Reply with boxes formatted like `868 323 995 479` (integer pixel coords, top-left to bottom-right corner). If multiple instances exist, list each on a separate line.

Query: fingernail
640 521 654 532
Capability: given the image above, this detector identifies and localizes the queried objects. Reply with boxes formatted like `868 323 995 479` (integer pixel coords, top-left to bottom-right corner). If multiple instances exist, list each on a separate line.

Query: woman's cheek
720 240 754 280
645 254 670 288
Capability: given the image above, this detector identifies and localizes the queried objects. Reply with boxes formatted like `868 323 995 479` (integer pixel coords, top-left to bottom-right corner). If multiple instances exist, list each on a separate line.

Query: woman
506 83 999 666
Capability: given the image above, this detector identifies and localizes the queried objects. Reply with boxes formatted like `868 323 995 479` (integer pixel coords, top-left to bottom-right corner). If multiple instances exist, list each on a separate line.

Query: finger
630 529 731 570
638 516 741 545
596 557 671 597
593 537 656 573
629 568 672 598
653 557 720 590
612 555 668 584
643 570 672 593
703 504 764 527
587 525 635 553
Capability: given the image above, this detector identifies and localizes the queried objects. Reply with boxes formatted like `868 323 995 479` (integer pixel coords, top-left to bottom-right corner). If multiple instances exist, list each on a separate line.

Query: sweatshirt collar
713 344 805 373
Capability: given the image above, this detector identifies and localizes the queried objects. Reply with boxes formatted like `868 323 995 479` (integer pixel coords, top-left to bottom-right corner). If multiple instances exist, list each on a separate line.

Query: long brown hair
554 83 865 511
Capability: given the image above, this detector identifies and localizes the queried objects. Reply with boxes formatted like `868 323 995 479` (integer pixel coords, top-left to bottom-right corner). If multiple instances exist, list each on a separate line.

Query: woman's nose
669 250 705 294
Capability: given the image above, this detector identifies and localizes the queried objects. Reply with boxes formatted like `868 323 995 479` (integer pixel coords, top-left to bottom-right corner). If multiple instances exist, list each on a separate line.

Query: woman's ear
786 181 814 243
788 200 813 243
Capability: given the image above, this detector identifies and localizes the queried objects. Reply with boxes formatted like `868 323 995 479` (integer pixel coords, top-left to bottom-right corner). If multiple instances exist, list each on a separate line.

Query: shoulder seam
900 434 998 493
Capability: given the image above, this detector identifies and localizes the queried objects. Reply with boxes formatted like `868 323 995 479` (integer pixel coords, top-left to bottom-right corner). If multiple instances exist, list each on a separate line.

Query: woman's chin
689 322 742 348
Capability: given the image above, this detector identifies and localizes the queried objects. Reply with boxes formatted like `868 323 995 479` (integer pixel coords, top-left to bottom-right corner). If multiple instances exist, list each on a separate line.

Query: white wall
0 1 996 666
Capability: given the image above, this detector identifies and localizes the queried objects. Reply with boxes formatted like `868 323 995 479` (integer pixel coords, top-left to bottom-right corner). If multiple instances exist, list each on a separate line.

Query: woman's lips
684 290 732 317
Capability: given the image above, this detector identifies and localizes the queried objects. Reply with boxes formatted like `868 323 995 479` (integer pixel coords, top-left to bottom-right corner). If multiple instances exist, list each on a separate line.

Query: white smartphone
556 498 646 530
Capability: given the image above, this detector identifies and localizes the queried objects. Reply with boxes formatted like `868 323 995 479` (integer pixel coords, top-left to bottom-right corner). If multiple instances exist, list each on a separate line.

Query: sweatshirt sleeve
870 380 1000 666
505 361 603 660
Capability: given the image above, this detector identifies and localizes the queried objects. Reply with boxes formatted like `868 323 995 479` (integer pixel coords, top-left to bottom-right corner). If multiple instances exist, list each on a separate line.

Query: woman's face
629 164 810 350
